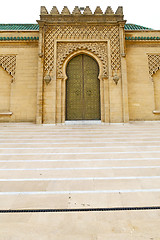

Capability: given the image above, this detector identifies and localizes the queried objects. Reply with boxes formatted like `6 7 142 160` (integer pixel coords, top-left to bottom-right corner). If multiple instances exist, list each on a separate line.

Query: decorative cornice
105 6 114 15
41 5 123 16
0 36 39 41
39 6 124 23
61 6 71 15
125 36 160 41
94 6 103 15
50 6 59 15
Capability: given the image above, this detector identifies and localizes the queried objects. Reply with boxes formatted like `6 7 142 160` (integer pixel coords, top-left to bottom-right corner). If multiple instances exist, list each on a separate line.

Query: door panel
66 55 83 120
83 55 100 120
66 54 100 120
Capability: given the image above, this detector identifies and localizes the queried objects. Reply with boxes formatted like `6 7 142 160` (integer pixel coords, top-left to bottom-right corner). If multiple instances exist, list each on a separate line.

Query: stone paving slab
0 211 160 240
0 192 160 210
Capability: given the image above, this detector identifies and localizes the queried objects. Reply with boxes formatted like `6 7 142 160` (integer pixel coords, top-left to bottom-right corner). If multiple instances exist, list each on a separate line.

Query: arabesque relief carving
44 27 54 74
0 55 16 81
110 27 121 70
148 54 160 79
57 42 108 78
44 25 121 75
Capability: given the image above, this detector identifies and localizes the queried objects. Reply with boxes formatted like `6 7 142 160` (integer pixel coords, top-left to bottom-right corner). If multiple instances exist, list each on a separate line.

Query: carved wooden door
66 54 100 120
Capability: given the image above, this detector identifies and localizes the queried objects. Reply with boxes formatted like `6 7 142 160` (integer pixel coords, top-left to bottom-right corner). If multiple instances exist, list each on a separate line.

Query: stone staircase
0 122 160 239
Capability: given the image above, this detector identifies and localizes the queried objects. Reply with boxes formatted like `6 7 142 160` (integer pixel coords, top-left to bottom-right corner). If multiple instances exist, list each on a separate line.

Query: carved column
61 78 66 123
56 78 62 123
36 23 44 124
108 36 122 123
119 24 129 123
103 78 110 123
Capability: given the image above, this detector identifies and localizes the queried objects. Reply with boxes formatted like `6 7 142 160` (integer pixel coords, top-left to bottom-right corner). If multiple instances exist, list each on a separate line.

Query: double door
66 54 100 120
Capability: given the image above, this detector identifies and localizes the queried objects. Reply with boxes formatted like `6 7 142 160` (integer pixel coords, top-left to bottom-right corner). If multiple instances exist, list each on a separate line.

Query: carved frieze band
0 55 16 81
44 25 121 75
148 54 160 78
57 42 108 78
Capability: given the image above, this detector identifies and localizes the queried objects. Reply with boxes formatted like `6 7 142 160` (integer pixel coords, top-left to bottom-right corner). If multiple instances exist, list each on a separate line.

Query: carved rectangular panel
66 55 83 120
83 55 100 120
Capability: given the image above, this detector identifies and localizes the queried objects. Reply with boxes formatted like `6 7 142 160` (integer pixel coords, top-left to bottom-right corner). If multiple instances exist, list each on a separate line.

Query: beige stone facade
1 6 160 123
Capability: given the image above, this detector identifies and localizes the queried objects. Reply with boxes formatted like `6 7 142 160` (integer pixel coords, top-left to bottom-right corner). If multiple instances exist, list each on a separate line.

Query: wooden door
66 54 100 120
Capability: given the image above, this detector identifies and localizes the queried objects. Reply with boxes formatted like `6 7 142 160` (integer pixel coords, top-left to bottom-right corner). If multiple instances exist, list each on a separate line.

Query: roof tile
125 24 152 30
0 24 39 31
0 23 153 31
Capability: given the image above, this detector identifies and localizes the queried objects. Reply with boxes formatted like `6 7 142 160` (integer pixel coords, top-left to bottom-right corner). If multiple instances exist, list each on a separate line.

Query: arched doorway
66 54 101 120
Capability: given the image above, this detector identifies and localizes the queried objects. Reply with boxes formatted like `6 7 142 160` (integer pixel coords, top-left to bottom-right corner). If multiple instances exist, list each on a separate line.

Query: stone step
0 122 160 239
0 155 160 161
0 210 159 240
2 142 160 147
1 138 160 143
0 167 159 178
0 159 159 168
0 152 160 160
0 123 160 212
1 146 160 154
0 192 160 210
0 177 160 192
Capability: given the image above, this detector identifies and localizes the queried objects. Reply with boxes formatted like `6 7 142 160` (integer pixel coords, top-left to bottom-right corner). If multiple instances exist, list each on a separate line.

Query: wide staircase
0 122 160 239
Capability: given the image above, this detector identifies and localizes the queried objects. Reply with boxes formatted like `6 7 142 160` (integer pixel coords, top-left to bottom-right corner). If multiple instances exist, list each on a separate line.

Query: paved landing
0 122 160 239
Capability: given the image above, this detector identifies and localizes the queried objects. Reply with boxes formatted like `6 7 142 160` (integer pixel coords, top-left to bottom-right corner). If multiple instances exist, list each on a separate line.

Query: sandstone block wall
0 33 38 122
126 30 160 121
1 27 160 123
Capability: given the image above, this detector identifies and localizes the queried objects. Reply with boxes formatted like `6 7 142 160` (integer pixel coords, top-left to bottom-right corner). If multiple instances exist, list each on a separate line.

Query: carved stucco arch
62 49 104 81
147 54 160 113
148 54 160 80
0 56 16 82
59 48 108 123
57 42 108 80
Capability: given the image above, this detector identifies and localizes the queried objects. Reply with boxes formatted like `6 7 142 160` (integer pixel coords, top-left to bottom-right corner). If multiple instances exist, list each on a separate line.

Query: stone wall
126 30 160 120
0 32 39 122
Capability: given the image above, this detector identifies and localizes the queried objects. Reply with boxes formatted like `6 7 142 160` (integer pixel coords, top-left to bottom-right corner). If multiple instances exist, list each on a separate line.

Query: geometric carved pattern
53 25 111 39
57 42 108 78
0 55 16 81
44 28 54 74
110 26 121 70
44 25 121 75
148 54 160 78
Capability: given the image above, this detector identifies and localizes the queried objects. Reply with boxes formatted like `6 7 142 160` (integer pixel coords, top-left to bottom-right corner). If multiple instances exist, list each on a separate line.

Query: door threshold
65 120 101 125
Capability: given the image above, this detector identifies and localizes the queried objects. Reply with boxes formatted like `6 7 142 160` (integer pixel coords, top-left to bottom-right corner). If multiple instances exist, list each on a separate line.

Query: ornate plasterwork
44 27 54 74
57 42 108 78
110 26 121 70
148 54 160 78
44 25 121 75
0 55 16 81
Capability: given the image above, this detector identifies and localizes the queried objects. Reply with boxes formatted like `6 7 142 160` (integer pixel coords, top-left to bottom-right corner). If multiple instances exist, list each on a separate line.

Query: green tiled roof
0 23 153 31
125 24 152 30
0 36 39 41
125 36 160 41
0 24 39 31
